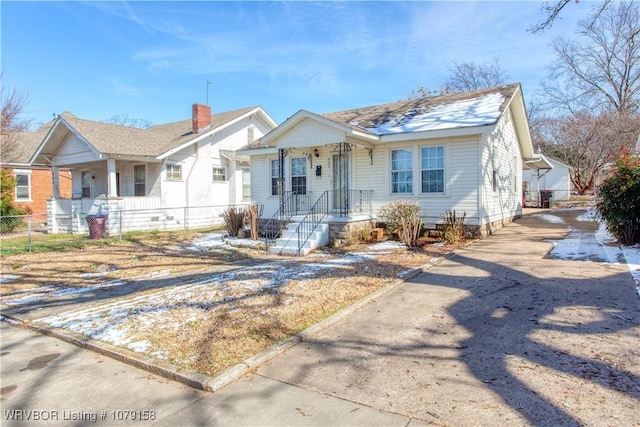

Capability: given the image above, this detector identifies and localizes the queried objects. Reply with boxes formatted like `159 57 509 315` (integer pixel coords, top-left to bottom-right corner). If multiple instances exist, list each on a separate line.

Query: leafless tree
538 111 640 194
445 59 510 92
104 113 153 129
530 0 611 33
541 1 640 114
1 74 32 160
407 85 450 99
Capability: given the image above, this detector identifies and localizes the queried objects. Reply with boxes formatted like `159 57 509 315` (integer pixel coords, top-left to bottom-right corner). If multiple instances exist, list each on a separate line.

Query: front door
332 151 350 214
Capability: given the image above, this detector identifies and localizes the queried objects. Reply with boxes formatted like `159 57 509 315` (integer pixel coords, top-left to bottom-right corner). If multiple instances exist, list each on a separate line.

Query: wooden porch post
107 159 118 197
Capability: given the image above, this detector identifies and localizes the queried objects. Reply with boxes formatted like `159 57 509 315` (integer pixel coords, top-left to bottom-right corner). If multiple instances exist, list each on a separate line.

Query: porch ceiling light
313 148 319 157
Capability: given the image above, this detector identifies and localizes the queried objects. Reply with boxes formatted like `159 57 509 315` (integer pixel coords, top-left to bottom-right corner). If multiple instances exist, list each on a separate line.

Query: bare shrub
441 210 467 244
222 206 246 237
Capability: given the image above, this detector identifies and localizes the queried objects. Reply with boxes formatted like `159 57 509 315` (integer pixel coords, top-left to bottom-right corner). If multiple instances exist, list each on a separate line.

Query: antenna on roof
206 80 212 107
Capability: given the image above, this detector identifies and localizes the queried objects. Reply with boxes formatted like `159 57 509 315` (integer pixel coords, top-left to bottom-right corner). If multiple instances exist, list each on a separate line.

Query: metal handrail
261 192 300 251
296 191 330 255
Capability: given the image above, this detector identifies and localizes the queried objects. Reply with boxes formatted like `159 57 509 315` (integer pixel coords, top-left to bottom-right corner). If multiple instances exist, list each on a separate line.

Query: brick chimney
192 103 212 133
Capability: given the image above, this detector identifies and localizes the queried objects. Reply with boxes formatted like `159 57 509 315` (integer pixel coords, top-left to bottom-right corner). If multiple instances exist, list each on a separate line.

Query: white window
242 168 251 200
212 167 226 182
420 146 445 193
134 165 146 196
291 157 307 195
14 172 30 201
81 171 91 198
271 159 281 196
166 164 182 181
391 149 412 194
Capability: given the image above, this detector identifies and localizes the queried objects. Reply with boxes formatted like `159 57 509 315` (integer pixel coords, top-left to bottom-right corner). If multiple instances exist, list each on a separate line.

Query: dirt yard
1 232 460 377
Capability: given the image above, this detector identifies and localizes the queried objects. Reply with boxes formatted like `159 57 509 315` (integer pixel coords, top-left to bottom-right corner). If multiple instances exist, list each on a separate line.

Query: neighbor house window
420 146 445 193
391 149 412 193
166 164 182 181
291 157 307 195
212 167 226 182
270 159 281 196
14 172 30 201
242 168 251 200
81 171 91 198
134 165 145 196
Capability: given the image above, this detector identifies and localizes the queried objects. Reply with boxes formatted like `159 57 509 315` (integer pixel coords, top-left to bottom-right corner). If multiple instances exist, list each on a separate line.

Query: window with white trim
291 157 307 195
166 164 182 181
212 167 226 182
242 168 251 200
391 149 412 194
420 146 445 193
14 172 30 201
134 165 145 196
270 159 280 196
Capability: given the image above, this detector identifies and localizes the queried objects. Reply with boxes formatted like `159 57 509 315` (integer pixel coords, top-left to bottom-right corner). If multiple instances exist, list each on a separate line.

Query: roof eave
378 124 497 143
156 106 268 160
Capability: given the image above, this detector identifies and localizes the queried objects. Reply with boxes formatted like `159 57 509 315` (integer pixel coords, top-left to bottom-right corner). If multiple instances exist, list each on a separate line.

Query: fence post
28 215 32 253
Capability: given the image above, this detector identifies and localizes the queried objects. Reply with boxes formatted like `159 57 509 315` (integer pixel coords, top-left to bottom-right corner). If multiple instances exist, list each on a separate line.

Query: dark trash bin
539 190 553 209
86 214 108 239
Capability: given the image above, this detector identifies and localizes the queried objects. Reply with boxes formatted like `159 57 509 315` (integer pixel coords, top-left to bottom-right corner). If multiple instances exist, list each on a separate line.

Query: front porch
262 189 375 255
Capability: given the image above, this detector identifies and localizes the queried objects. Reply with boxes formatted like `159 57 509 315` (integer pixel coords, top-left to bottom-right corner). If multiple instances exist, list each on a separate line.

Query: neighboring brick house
1 123 71 216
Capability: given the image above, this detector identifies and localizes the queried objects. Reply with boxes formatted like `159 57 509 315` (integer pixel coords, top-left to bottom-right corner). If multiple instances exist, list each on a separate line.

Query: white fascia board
28 120 61 165
378 124 494 143
156 107 264 160
236 146 279 156
104 153 164 163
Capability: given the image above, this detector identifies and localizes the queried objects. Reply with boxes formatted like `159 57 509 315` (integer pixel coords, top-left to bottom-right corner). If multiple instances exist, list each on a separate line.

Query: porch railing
330 189 373 216
296 191 330 255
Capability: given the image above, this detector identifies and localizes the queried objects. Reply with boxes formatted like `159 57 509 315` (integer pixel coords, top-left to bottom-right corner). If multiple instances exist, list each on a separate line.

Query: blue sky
2 1 590 128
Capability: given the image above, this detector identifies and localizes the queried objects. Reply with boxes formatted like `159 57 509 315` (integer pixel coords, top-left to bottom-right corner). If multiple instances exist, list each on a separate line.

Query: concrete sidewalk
2 209 639 426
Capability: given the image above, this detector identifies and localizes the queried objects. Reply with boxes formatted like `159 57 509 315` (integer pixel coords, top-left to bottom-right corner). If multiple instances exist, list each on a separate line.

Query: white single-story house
523 152 573 207
29 104 277 234
240 83 551 255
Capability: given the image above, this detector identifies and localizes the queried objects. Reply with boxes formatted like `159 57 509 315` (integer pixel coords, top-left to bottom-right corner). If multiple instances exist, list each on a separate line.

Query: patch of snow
364 93 504 135
187 232 228 249
0 274 20 284
620 244 640 298
533 214 566 224
369 241 405 251
576 210 597 222
0 315 21 325
127 341 151 353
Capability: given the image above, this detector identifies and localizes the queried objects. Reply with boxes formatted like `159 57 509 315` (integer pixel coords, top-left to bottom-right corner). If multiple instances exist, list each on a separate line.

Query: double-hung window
391 149 413 194
270 160 281 196
14 172 30 201
166 164 182 181
242 168 251 200
421 146 445 193
212 167 226 182
291 157 307 195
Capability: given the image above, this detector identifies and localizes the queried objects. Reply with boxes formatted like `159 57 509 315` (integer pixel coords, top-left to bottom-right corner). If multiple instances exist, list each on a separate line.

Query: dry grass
1 231 465 377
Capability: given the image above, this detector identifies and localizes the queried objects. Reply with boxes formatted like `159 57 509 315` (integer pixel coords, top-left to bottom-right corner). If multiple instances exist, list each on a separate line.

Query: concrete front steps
269 217 329 256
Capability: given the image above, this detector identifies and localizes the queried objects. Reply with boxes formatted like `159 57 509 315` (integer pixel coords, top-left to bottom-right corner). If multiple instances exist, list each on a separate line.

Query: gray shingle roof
57 106 259 157
1 121 54 165
321 83 519 135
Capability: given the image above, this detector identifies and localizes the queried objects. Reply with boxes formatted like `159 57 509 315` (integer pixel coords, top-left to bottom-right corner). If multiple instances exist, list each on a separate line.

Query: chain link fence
1 204 234 254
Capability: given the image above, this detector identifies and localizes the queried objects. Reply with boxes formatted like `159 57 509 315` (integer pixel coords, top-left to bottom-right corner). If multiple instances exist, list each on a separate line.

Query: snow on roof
363 92 505 136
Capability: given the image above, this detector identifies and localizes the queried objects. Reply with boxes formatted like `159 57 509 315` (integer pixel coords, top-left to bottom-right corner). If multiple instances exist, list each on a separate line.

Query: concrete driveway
2 209 639 426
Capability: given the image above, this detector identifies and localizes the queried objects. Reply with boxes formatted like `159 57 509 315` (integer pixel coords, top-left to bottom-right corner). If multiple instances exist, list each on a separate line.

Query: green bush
0 168 27 233
379 201 423 246
596 152 640 245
